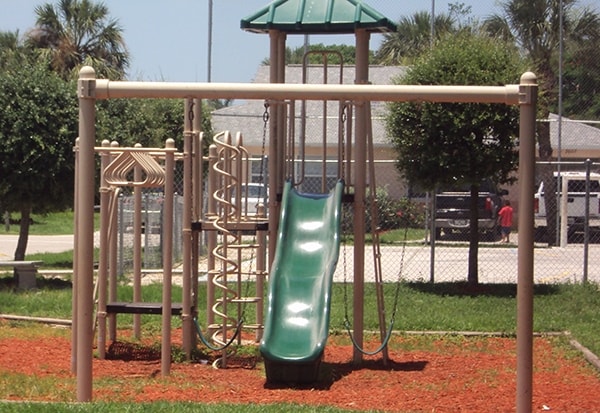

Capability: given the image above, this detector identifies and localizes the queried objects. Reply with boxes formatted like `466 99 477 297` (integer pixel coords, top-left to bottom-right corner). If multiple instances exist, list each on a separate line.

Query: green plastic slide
260 180 344 383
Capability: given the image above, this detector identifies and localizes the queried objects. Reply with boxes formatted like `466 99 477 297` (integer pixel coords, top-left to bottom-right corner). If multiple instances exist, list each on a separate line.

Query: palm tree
0 30 45 72
26 0 129 79
483 0 600 245
375 11 456 65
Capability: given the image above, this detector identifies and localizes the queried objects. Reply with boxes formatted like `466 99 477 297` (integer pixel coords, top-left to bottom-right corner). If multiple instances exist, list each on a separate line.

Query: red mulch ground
1 326 599 412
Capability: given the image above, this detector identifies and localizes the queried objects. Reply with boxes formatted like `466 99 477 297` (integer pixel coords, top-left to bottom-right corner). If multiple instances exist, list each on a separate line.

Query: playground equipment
91 139 184 365
89 114 269 370
260 180 344 383
75 68 538 406
73 2 537 409
201 130 268 367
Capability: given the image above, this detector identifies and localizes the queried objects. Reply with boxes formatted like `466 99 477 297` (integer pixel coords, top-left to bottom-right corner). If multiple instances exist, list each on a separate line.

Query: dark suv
434 180 508 240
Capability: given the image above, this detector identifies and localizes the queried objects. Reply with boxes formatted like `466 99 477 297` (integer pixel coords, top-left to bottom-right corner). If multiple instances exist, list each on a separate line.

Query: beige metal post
352 28 370 364
267 29 285 266
182 99 194 358
161 139 176 375
207 145 218 330
191 98 203 350
96 140 111 359
94 80 520 104
256 204 267 342
71 138 79 373
516 72 538 413
108 141 119 341
133 144 143 338
75 66 97 402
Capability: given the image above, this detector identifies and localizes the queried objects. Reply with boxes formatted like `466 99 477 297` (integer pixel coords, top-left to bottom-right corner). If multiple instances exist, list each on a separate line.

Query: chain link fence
328 158 600 286
114 0 599 285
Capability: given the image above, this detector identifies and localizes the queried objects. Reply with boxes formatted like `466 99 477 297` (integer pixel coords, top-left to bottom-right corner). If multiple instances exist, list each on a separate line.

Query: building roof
548 113 600 152
211 64 407 148
240 0 397 35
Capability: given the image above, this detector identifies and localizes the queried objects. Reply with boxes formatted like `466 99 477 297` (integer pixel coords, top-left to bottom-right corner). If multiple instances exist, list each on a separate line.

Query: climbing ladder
199 130 268 366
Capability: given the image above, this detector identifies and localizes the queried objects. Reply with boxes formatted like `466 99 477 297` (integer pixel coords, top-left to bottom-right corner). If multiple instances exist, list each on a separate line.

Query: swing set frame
74 66 537 411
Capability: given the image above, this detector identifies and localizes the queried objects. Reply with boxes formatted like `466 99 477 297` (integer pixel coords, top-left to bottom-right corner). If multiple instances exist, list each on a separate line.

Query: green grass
2 211 100 235
1 277 599 356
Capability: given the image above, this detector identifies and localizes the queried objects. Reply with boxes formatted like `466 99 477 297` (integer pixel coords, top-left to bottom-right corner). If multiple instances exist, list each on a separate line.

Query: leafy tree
483 0 600 245
386 33 524 285
562 12 600 120
96 98 213 150
375 11 456 65
0 31 21 56
0 30 40 71
0 56 78 260
374 3 479 66
26 0 129 80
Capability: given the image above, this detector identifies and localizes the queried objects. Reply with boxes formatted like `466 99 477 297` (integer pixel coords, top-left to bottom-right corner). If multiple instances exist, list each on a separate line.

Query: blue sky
1 0 598 83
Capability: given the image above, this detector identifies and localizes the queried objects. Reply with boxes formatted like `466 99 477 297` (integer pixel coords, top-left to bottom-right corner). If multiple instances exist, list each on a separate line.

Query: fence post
429 192 436 283
583 159 591 282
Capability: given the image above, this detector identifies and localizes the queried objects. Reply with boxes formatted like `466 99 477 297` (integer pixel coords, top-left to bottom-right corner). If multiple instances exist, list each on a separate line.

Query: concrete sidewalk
0 234 75 260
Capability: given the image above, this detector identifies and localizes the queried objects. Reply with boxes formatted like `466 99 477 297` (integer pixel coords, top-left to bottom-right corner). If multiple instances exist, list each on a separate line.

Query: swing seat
260 180 343 384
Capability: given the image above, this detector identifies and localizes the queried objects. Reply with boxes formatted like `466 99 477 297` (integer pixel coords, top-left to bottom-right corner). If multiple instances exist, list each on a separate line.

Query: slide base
264 354 323 384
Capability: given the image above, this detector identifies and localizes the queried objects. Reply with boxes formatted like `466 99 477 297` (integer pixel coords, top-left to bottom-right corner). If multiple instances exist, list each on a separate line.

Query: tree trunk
537 61 557 245
468 183 479 286
537 113 557 246
14 204 31 261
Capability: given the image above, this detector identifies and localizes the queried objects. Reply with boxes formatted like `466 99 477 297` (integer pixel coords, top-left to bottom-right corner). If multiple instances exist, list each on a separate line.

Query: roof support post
352 28 369 365
268 29 287 266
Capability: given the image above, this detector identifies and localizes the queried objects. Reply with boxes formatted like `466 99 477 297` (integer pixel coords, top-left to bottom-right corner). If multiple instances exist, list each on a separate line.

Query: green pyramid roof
241 0 397 34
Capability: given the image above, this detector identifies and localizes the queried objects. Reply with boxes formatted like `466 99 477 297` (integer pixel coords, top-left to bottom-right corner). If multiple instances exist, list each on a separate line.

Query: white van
534 171 600 236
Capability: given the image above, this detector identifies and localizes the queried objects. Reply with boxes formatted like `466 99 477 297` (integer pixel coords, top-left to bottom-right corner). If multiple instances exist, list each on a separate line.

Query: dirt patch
0 326 599 412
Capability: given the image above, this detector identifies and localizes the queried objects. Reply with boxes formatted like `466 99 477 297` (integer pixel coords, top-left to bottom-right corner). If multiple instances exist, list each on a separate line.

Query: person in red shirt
497 200 514 243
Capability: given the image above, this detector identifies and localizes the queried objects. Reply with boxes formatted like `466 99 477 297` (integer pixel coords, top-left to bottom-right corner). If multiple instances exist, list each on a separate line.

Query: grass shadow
0 275 72 291
405 281 559 298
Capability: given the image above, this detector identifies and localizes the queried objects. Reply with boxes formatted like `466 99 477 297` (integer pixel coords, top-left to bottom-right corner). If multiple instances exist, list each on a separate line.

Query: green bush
342 186 426 233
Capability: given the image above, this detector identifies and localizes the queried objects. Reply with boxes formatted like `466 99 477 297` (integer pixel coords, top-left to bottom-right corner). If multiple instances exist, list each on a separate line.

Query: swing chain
259 101 269 188
262 101 270 123
340 102 348 182
239 102 270 328
188 100 195 123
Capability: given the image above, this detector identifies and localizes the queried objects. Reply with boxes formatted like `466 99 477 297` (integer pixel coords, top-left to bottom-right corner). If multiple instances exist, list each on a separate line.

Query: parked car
434 180 508 240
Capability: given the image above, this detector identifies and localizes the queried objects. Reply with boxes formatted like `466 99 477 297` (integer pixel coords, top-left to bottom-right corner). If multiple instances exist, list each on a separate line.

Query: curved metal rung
103 150 166 187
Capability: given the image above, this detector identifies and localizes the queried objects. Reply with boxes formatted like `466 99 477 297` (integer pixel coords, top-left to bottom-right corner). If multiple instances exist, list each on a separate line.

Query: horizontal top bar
88 79 522 105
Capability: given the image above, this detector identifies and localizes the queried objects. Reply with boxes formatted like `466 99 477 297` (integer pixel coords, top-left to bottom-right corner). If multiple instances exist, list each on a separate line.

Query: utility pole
430 0 435 48
207 0 213 82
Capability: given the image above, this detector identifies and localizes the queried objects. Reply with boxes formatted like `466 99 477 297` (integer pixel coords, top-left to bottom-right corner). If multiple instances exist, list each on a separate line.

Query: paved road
1 234 597 284
0 234 76 260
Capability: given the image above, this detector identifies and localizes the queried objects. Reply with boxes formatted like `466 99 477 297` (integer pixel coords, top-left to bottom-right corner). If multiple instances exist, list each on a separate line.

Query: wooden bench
0 261 43 289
